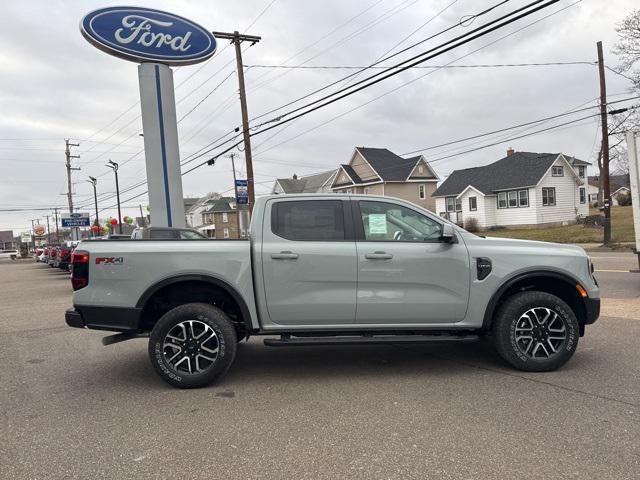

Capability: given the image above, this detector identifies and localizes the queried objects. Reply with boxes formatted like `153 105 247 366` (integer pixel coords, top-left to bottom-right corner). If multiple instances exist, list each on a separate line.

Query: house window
508 191 518 208
446 197 455 212
419 184 426 199
519 190 529 207
542 187 556 206
552 166 564 177
222 212 228 223
223 228 230 239
469 196 477 211
364 187 369 194
418 165 424 174
497 192 507 209
580 187 586 204
578 166 585 178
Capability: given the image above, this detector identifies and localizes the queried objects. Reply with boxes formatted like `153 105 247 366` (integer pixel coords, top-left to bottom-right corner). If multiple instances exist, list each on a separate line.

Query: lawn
485 206 636 244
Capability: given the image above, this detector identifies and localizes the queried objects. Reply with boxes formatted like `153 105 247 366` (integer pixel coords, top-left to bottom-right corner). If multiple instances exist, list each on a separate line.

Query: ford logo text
80 6 217 66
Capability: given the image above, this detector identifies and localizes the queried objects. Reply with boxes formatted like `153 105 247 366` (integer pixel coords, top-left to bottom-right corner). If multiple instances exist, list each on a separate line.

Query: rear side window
272 200 345 241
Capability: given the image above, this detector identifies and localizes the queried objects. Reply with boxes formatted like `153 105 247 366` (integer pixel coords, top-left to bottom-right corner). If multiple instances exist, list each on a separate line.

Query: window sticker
368 214 388 234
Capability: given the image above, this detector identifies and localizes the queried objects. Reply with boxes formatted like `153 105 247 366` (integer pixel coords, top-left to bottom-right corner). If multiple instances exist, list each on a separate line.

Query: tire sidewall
149 303 237 388
495 292 579 371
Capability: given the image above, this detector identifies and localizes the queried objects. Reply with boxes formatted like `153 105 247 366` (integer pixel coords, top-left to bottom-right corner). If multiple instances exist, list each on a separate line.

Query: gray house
272 170 338 194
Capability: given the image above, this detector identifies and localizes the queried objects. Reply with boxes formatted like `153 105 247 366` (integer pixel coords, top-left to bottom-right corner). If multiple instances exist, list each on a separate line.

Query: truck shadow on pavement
85 338 570 390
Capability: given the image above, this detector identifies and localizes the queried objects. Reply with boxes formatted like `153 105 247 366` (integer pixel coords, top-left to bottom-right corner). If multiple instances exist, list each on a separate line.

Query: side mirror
440 223 456 243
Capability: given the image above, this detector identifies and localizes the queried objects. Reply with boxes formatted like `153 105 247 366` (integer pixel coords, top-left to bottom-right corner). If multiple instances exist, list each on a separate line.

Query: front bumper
584 297 600 325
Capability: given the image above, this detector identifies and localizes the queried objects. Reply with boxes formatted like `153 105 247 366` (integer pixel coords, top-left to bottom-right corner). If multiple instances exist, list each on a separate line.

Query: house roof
432 152 572 197
356 147 425 181
203 197 236 213
588 174 630 192
566 156 590 166
340 164 364 184
276 170 338 193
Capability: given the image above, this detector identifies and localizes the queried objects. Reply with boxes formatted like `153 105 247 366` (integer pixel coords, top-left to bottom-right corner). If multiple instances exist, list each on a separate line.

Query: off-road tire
149 303 237 388
493 291 579 372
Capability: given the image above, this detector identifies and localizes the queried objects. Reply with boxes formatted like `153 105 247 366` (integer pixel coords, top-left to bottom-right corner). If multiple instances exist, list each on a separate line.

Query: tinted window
359 201 442 242
151 229 178 239
273 201 345 241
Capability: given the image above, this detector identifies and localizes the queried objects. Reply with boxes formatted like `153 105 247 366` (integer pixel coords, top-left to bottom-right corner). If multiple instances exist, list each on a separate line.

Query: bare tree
613 9 640 91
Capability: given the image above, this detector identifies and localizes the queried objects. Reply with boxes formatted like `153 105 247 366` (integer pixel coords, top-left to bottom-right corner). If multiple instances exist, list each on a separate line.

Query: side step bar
264 334 479 347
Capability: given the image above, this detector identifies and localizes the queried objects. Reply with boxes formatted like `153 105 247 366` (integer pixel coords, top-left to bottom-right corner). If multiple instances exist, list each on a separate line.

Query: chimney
292 173 298 180
507 147 515 156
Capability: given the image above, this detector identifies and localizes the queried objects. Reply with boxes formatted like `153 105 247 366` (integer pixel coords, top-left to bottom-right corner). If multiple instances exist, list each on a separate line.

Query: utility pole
597 41 612 245
45 215 51 245
106 160 122 234
229 153 239 200
87 176 99 231
65 139 81 240
53 208 60 243
211 30 261 214
139 204 145 227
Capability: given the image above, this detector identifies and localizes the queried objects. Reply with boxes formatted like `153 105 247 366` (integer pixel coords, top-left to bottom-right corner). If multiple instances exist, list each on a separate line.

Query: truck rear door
261 198 356 326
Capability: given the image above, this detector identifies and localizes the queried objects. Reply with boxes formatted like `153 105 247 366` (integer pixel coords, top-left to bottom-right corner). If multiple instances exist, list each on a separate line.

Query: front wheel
149 303 237 388
492 291 579 372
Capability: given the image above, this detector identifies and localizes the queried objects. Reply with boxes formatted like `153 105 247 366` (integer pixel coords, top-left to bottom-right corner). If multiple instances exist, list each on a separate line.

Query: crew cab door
261 199 357 325
353 200 470 324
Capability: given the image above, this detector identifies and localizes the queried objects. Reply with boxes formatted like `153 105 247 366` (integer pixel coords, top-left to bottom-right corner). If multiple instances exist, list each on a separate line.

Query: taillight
71 250 90 290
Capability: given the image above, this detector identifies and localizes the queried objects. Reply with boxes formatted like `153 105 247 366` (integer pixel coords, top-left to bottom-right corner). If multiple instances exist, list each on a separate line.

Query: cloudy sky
0 0 637 232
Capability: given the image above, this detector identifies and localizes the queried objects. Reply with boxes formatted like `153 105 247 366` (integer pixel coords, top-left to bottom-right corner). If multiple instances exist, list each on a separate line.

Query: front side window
419 184 425 199
542 187 556 206
497 192 507 209
273 200 345 241
508 191 518 208
359 201 442 242
469 196 477 211
552 166 564 177
580 187 586 204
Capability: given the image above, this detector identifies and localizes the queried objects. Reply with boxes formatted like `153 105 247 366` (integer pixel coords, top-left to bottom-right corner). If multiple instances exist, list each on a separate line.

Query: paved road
1 260 639 479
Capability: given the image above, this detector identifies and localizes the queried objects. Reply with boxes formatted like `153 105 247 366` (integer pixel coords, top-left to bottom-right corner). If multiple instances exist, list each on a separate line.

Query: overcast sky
0 0 636 232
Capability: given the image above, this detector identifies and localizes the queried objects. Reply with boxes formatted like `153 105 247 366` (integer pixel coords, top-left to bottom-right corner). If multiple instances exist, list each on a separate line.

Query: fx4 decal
95 257 124 265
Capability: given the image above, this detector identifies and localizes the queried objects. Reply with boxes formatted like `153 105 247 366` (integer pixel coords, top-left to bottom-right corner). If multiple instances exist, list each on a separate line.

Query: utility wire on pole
211 30 261 214
597 41 612 245
45 215 51 245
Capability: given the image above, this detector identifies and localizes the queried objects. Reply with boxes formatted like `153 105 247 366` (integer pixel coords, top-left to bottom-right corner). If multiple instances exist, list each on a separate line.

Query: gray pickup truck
66 194 600 388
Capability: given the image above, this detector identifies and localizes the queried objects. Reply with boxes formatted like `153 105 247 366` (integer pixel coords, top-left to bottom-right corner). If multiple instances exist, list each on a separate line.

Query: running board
102 332 149 346
264 334 479 347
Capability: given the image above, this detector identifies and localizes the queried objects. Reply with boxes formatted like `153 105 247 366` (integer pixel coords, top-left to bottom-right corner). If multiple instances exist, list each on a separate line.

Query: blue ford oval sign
80 6 217 66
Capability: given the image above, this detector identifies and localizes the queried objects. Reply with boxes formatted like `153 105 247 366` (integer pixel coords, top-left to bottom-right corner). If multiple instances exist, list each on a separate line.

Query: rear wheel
492 291 579 372
148 303 237 388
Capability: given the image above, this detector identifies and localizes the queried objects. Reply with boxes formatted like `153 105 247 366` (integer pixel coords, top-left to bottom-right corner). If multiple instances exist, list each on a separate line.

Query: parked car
0 249 19 260
130 227 207 239
58 244 75 271
48 246 60 267
66 194 600 388
35 248 44 262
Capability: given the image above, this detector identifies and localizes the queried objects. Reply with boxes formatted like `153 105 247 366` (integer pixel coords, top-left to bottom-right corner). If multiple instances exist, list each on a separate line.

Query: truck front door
353 200 470 324
261 199 357 326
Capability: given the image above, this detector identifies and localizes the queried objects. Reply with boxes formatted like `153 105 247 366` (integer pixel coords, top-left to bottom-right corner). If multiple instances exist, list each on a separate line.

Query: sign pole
138 63 185 228
626 131 640 272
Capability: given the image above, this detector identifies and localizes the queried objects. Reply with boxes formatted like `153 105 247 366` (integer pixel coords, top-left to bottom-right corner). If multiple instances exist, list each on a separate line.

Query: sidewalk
575 242 636 252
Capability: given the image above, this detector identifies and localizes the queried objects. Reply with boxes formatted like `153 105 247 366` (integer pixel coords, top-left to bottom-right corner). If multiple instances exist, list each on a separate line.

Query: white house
432 150 590 229
587 174 630 206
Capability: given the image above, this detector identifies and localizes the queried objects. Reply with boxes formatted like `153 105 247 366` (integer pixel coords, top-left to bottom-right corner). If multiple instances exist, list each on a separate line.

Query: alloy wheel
514 307 567 359
162 320 219 374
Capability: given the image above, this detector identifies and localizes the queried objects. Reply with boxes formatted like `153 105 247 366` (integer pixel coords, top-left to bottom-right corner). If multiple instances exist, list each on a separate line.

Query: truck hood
473 235 587 256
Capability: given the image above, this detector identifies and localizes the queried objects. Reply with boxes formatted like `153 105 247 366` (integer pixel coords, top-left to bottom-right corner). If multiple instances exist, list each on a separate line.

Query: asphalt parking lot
1 255 639 479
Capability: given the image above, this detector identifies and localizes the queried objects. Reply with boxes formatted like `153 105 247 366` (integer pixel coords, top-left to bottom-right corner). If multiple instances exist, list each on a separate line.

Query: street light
87 176 99 234
105 160 122 234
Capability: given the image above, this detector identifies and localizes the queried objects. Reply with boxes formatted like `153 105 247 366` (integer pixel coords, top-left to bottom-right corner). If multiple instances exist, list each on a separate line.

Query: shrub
616 192 632 206
464 217 480 232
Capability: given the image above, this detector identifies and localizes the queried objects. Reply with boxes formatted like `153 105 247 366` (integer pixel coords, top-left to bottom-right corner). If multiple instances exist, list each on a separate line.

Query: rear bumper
584 297 600 325
65 306 141 332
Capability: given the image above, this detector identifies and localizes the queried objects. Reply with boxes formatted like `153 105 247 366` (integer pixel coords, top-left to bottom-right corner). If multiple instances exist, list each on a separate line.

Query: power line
244 61 597 69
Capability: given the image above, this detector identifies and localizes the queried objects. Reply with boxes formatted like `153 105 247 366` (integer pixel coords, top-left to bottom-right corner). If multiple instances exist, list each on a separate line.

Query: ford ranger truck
65 194 600 388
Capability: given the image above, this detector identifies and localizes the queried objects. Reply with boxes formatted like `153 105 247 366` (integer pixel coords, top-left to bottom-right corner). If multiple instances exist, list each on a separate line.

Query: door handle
271 251 299 260
364 251 393 260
